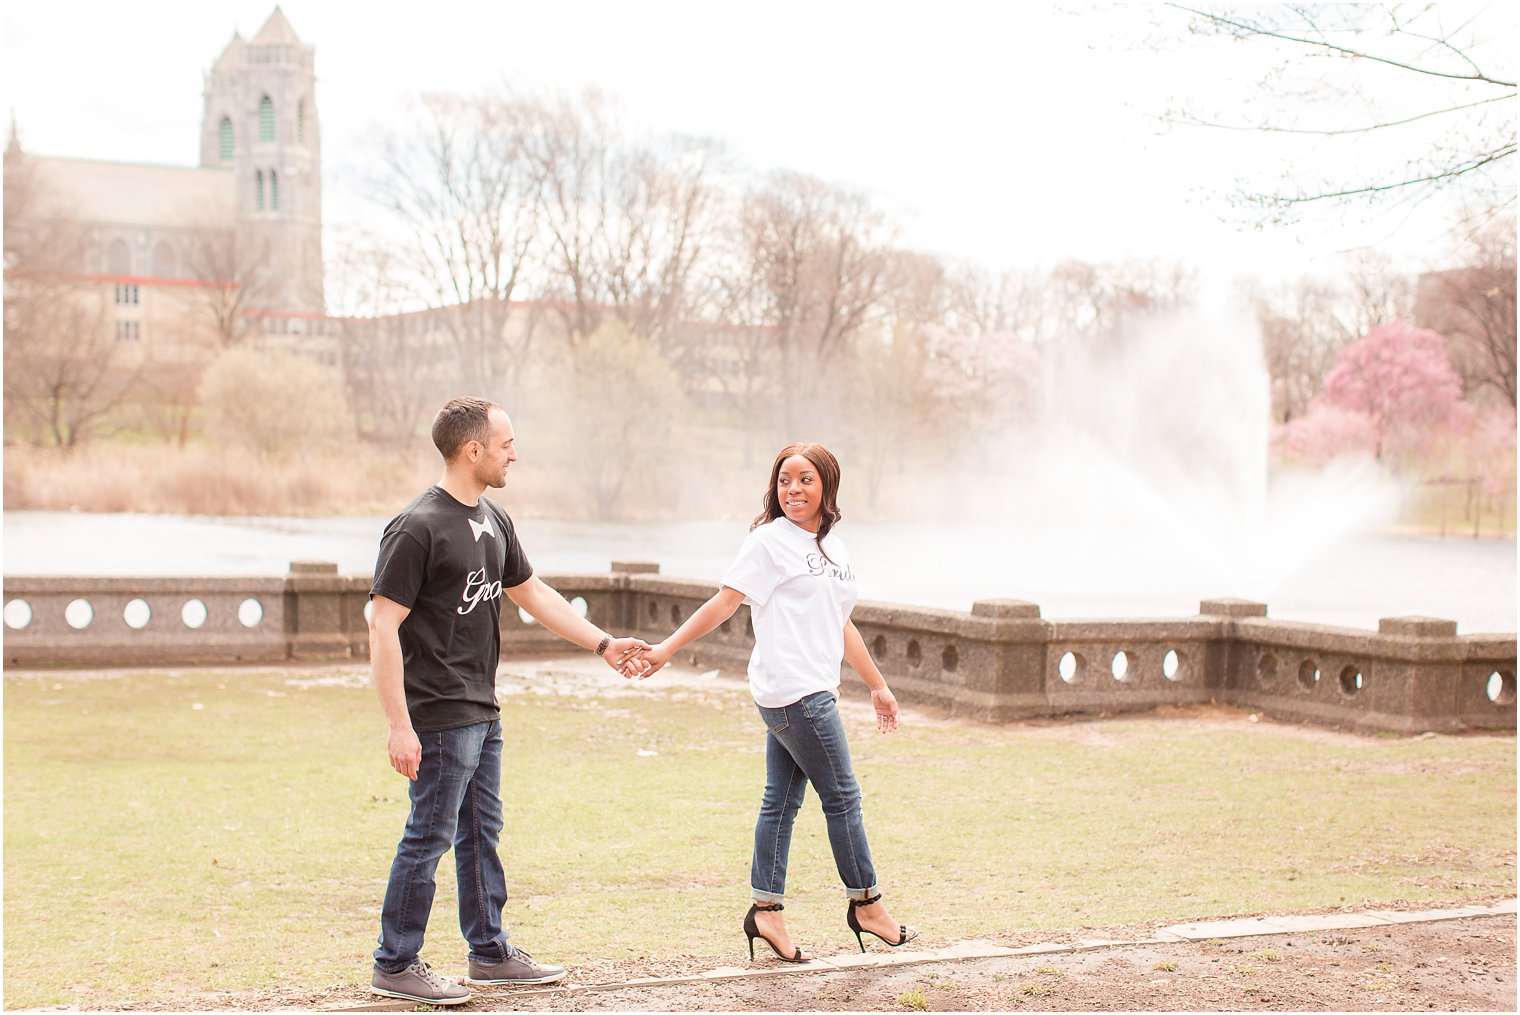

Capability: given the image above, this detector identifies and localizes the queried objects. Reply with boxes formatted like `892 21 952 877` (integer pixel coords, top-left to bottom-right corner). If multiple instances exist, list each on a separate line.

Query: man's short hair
432 397 501 461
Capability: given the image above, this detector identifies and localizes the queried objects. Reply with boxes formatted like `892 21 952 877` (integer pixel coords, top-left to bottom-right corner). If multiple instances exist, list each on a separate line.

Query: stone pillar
610 561 660 631
1373 615 1467 733
1199 598 1268 700
1378 616 1458 638
969 599 1051 721
286 560 350 660
1198 598 1268 618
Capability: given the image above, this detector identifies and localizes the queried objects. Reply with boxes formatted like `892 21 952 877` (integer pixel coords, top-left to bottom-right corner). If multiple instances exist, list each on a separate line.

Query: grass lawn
3 660 1514 1009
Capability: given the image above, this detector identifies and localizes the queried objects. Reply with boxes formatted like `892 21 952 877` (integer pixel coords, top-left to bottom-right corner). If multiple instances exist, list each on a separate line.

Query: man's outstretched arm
506 575 651 676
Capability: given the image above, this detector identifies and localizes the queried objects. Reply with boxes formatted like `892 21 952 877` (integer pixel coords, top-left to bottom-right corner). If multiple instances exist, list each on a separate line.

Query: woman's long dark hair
751 443 842 562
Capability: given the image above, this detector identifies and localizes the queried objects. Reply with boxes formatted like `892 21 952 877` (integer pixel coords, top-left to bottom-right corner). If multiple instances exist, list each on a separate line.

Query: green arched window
296 100 305 145
218 116 234 160
255 170 265 211
258 96 274 142
269 170 279 211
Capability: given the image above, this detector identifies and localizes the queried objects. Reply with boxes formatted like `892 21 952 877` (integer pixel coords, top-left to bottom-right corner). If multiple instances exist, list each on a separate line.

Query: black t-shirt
370 487 533 732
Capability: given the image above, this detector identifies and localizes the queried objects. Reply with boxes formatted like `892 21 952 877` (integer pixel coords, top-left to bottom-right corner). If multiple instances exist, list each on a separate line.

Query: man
367 396 649 1005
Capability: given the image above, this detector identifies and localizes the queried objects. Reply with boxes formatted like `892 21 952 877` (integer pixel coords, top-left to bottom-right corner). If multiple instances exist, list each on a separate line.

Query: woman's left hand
870 687 899 734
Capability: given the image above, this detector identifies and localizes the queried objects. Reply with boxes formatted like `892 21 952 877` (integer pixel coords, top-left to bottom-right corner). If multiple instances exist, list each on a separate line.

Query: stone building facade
4 7 331 369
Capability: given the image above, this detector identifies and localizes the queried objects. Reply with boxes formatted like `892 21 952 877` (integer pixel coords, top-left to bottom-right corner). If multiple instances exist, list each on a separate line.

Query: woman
640 443 916 962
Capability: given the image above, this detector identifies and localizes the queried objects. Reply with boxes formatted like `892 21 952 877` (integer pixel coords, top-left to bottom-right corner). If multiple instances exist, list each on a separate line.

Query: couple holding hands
367 396 915 1006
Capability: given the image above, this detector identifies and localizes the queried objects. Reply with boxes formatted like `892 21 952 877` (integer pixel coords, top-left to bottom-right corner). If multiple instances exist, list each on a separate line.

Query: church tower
199 7 323 313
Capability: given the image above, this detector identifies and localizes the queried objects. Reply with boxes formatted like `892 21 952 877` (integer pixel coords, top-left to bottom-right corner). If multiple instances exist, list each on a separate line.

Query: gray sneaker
466 948 567 985
371 960 472 1005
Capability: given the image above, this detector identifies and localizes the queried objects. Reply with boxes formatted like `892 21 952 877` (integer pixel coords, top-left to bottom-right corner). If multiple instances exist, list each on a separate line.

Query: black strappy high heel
743 902 808 963
847 894 919 952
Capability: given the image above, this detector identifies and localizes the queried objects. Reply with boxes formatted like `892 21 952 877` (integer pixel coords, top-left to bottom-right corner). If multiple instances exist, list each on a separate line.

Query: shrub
198 349 354 457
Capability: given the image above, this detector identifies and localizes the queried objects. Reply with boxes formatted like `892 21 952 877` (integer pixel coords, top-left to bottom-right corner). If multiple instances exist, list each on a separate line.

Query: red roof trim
77 272 229 289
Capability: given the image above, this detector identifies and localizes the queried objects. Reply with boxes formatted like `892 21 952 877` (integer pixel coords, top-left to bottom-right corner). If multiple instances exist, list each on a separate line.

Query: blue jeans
752 690 878 903
374 720 514 972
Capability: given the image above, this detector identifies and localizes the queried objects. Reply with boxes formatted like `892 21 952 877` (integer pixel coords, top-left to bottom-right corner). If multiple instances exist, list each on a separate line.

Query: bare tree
912 263 1049 435
182 223 274 349
133 342 206 448
1416 215 1518 407
336 315 436 445
1340 250 1416 338
328 235 453 445
1042 257 1199 350
945 263 1047 342
521 90 722 352
529 320 690 517
672 188 785 429
598 137 720 349
1164 4 1515 222
3 282 138 448
1244 275 1354 423
833 325 946 512
879 249 949 330
736 171 895 387
3 148 142 447
369 90 539 392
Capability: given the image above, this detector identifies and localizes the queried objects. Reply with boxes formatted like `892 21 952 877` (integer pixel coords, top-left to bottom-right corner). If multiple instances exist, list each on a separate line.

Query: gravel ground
81 912 1514 1012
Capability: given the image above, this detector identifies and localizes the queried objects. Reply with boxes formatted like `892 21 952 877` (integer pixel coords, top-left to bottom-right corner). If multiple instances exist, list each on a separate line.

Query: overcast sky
2 1 1511 285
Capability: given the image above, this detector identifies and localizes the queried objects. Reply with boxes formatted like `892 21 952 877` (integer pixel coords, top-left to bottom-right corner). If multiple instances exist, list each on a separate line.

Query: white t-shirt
721 517 859 708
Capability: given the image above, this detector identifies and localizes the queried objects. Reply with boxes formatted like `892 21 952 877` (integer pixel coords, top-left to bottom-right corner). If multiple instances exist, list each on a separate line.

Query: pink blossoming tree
1279 321 1470 467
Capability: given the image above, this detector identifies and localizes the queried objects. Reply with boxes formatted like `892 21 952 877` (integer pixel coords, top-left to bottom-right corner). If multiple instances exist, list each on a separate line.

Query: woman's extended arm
641 585 747 677
844 620 899 733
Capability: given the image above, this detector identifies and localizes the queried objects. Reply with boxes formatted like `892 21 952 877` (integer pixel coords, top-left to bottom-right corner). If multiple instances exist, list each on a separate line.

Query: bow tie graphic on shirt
468 516 496 542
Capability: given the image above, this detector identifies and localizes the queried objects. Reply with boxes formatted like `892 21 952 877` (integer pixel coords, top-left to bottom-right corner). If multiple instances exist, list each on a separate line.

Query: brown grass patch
3 443 436 515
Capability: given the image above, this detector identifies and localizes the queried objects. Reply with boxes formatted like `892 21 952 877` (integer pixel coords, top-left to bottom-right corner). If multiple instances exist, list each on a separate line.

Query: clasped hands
599 637 671 680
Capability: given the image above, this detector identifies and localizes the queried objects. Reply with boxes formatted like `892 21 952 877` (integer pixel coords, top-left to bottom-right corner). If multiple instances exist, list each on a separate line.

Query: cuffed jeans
373 719 514 972
752 690 879 903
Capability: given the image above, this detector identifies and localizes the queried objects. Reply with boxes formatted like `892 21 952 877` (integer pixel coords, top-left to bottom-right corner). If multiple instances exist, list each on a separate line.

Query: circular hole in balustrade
669 604 682 624
123 598 152 630
941 645 958 673
906 639 922 668
238 598 264 628
1162 648 1182 681
569 596 588 619
1297 659 1320 691
4 599 34 630
648 601 659 621
182 599 208 629
1058 651 1082 684
1258 652 1278 686
517 607 537 626
872 634 887 658
1487 670 1516 706
1111 650 1131 682
1338 665 1364 696
65 598 94 630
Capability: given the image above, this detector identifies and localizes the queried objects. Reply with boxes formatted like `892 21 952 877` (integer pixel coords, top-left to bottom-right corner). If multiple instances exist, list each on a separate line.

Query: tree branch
1269 145 1518 205
1176 93 1515 137
1167 4 1517 87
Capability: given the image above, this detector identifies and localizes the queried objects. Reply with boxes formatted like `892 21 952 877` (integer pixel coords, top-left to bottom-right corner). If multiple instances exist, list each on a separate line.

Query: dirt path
420 915 1520 1013
94 911 1514 1012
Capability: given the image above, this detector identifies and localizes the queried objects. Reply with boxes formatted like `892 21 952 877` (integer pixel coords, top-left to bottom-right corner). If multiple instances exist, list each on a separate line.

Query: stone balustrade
3 561 1513 735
